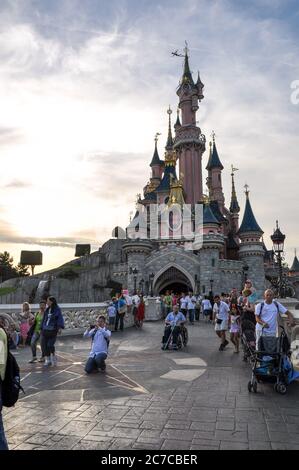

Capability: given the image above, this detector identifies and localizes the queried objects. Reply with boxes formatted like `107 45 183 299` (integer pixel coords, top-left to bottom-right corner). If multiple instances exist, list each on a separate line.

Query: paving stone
220 441 249 450
58 420 97 437
161 439 191 450
216 420 235 431
190 422 215 431
249 440 271 450
215 430 248 443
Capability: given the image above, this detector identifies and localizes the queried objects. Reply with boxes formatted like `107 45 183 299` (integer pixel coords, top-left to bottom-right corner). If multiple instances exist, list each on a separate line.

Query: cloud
4 179 31 189
0 0 298 270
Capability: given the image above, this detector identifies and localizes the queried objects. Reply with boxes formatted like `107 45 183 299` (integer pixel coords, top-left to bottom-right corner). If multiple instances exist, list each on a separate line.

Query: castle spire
150 133 162 167
206 132 223 170
238 185 263 235
181 41 195 86
229 165 240 213
166 106 174 150
290 249 299 272
174 108 181 129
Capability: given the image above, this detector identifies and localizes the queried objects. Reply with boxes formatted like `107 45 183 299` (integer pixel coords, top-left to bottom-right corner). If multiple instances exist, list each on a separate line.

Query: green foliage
57 269 79 280
0 287 17 297
0 251 31 282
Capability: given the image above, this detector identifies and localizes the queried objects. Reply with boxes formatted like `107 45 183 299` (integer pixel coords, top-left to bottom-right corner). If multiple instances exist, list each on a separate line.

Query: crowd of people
0 282 296 450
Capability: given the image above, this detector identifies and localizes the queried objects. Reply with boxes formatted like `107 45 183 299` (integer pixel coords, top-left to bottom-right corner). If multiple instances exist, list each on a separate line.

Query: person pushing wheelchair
162 304 186 350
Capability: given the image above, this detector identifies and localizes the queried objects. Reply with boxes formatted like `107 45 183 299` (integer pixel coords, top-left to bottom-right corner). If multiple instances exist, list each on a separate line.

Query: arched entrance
154 266 193 295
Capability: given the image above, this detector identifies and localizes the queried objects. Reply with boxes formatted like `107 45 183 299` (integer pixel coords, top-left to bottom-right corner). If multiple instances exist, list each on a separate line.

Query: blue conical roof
291 255 299 272
206 141 224 170
150 141 163 167
238 192 263 234
203 203 220 225
156 165 177 192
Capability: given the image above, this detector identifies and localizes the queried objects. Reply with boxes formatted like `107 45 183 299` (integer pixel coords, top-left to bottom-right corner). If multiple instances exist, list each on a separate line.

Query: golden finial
231 164 239 175
244 183 249 197
154 132 161 143
184 40 189 56
167 105 172 115
211 130 216 143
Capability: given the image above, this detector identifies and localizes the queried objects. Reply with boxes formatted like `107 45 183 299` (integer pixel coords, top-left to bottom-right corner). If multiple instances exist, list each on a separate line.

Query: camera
89 324 95 329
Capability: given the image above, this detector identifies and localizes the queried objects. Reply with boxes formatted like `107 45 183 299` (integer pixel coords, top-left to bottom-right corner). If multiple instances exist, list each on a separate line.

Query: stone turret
174 45 205 205
122 240 152 292
238 186 265 297
206 134 225 212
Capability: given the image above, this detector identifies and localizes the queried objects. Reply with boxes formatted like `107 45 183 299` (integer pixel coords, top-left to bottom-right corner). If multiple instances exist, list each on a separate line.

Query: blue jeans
188 309 195 323
0 382 9 450
85 353 107 373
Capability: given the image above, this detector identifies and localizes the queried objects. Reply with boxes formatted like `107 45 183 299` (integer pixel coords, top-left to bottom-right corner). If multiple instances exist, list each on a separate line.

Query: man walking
84 316 111 373
213 295 230 351
255 289 295 348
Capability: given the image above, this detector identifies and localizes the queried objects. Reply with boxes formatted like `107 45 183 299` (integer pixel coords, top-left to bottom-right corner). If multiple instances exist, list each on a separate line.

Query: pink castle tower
174 44 206 205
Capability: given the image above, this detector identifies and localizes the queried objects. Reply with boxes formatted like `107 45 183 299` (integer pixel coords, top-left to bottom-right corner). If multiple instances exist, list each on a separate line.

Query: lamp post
242 264 249 287
149 272 155 297
132 267 138 293
139 278 144 294
271 220 286 298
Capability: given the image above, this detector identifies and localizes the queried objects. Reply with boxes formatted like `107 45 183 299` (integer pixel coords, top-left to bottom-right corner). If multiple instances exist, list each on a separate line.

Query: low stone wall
0 299 163 335
0 302 134 335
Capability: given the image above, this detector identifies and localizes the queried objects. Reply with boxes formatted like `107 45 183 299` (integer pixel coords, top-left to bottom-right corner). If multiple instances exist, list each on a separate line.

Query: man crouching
84 315 111 373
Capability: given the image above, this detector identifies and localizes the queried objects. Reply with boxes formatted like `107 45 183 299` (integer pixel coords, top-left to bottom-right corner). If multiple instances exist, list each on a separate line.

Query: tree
15 263 30 277
0 251 30 282
0 251 16 282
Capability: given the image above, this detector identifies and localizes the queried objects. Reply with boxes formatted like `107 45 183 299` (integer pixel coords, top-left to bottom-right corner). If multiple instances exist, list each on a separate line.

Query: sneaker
38 357 45 363
223 339 229 347
29 357 37 364
50 355 57 366
44 359 51 366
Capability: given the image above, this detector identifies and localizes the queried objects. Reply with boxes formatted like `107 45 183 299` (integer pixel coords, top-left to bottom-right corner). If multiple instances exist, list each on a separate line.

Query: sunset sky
0 0 299 273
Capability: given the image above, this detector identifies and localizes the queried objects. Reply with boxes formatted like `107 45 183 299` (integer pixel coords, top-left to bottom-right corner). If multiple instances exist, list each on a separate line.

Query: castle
2 48 298 304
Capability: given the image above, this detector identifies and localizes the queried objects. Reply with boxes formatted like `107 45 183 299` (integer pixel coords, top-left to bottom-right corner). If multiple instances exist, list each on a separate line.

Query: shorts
215 319 228 331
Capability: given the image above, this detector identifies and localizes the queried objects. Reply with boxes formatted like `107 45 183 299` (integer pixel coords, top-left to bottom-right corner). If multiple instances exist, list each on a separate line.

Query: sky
0 0 299 273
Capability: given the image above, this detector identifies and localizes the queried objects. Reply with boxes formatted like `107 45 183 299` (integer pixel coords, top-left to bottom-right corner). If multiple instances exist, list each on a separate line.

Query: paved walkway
3 319 299 450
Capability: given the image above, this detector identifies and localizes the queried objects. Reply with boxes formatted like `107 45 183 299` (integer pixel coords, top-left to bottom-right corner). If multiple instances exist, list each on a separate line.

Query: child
136 296 145 329
18 302 34 348
229 303 241 353
107 302 116 328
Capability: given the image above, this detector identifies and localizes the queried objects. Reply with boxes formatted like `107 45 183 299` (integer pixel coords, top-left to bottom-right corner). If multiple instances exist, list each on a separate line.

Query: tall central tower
174 46 206 205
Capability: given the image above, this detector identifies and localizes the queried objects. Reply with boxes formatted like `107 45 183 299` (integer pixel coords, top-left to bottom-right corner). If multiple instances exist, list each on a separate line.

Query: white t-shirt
132 295 140 307
124 295 132 306
180 297 187 309
186 295 196 310
255 301 287 335
215 301 230 320
202 299 212 311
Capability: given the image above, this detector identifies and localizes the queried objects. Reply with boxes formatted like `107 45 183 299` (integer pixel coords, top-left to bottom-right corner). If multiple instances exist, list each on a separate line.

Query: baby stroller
248 326 299 395
241 319 256 363
162 324 188 350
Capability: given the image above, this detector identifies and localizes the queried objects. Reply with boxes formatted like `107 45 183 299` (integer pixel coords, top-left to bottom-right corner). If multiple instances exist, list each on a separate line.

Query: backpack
1 329 25 407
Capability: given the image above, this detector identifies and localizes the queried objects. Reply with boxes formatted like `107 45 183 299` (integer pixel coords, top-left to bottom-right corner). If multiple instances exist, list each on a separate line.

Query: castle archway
153 265 194 295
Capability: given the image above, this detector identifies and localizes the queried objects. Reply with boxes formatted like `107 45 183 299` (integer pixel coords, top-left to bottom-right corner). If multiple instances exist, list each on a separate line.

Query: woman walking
136 296 145 328
41 297 64 366
28 300 47 363
19 302 34 348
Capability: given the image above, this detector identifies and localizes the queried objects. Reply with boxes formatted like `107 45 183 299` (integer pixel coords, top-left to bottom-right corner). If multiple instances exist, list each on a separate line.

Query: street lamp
132 267 138 293
242 264 249 287
271 220 286 298
149 272 155 297
139 278 144 294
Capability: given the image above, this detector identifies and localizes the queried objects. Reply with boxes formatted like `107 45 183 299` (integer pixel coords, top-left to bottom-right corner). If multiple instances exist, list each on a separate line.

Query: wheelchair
162 323 188 350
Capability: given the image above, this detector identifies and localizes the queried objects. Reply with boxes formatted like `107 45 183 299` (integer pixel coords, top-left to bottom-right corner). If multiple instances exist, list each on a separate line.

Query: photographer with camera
83 315 111 374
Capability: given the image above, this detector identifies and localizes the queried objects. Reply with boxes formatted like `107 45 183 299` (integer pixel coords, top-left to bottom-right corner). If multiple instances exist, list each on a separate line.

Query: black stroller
241 319 256 363
248 326 299 395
